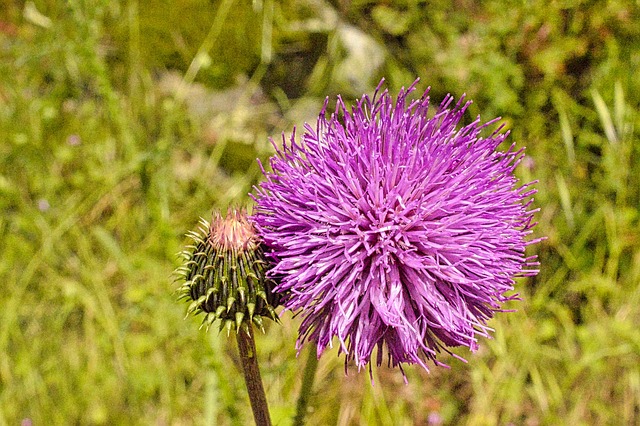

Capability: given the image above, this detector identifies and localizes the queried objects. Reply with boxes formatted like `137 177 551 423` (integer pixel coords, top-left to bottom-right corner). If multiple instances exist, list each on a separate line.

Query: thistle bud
176 209 279 333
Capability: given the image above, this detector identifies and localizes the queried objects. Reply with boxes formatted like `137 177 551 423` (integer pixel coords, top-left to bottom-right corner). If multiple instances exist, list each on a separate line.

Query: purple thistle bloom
252 79 540 376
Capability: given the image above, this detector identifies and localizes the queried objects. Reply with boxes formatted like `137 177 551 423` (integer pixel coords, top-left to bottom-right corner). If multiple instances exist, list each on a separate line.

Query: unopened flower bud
176 209 279 333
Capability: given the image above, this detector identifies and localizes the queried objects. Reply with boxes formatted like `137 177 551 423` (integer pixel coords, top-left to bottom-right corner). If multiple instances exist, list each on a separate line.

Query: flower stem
292 345 319 426
236 326 272 426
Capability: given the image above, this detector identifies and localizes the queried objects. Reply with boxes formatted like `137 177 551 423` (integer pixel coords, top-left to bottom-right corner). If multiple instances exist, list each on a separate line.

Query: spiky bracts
176 209 279 333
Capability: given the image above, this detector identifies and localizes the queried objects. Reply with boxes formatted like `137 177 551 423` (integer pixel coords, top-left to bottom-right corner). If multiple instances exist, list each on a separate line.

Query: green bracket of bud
175 209 280 334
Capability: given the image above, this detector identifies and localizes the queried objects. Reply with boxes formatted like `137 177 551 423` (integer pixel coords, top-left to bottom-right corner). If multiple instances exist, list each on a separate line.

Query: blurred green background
1 0 639 424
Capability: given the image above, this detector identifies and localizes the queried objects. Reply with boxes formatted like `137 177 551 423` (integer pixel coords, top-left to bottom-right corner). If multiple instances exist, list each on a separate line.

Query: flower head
252 79 540 375
176 208 280 333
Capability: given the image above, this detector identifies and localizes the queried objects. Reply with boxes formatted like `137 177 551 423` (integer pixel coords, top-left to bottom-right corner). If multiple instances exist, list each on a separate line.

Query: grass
1 0 639 424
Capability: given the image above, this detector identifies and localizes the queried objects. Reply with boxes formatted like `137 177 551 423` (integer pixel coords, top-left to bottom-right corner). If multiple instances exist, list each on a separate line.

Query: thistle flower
252 79 540 375
176 209 279 333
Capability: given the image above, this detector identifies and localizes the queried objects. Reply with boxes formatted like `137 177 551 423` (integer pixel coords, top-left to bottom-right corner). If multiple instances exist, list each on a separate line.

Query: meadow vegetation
1 1 639 424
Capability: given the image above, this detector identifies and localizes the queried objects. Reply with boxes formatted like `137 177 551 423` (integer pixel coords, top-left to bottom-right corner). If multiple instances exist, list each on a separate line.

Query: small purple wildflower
252 79 540 376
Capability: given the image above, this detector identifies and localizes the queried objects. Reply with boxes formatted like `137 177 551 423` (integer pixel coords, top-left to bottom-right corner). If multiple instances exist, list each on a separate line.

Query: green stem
236 326 272 426
292 345 319 426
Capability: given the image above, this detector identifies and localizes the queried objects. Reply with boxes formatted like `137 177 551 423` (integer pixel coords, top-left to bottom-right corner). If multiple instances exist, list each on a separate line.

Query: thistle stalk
292 345 319 426
237 325 272 426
